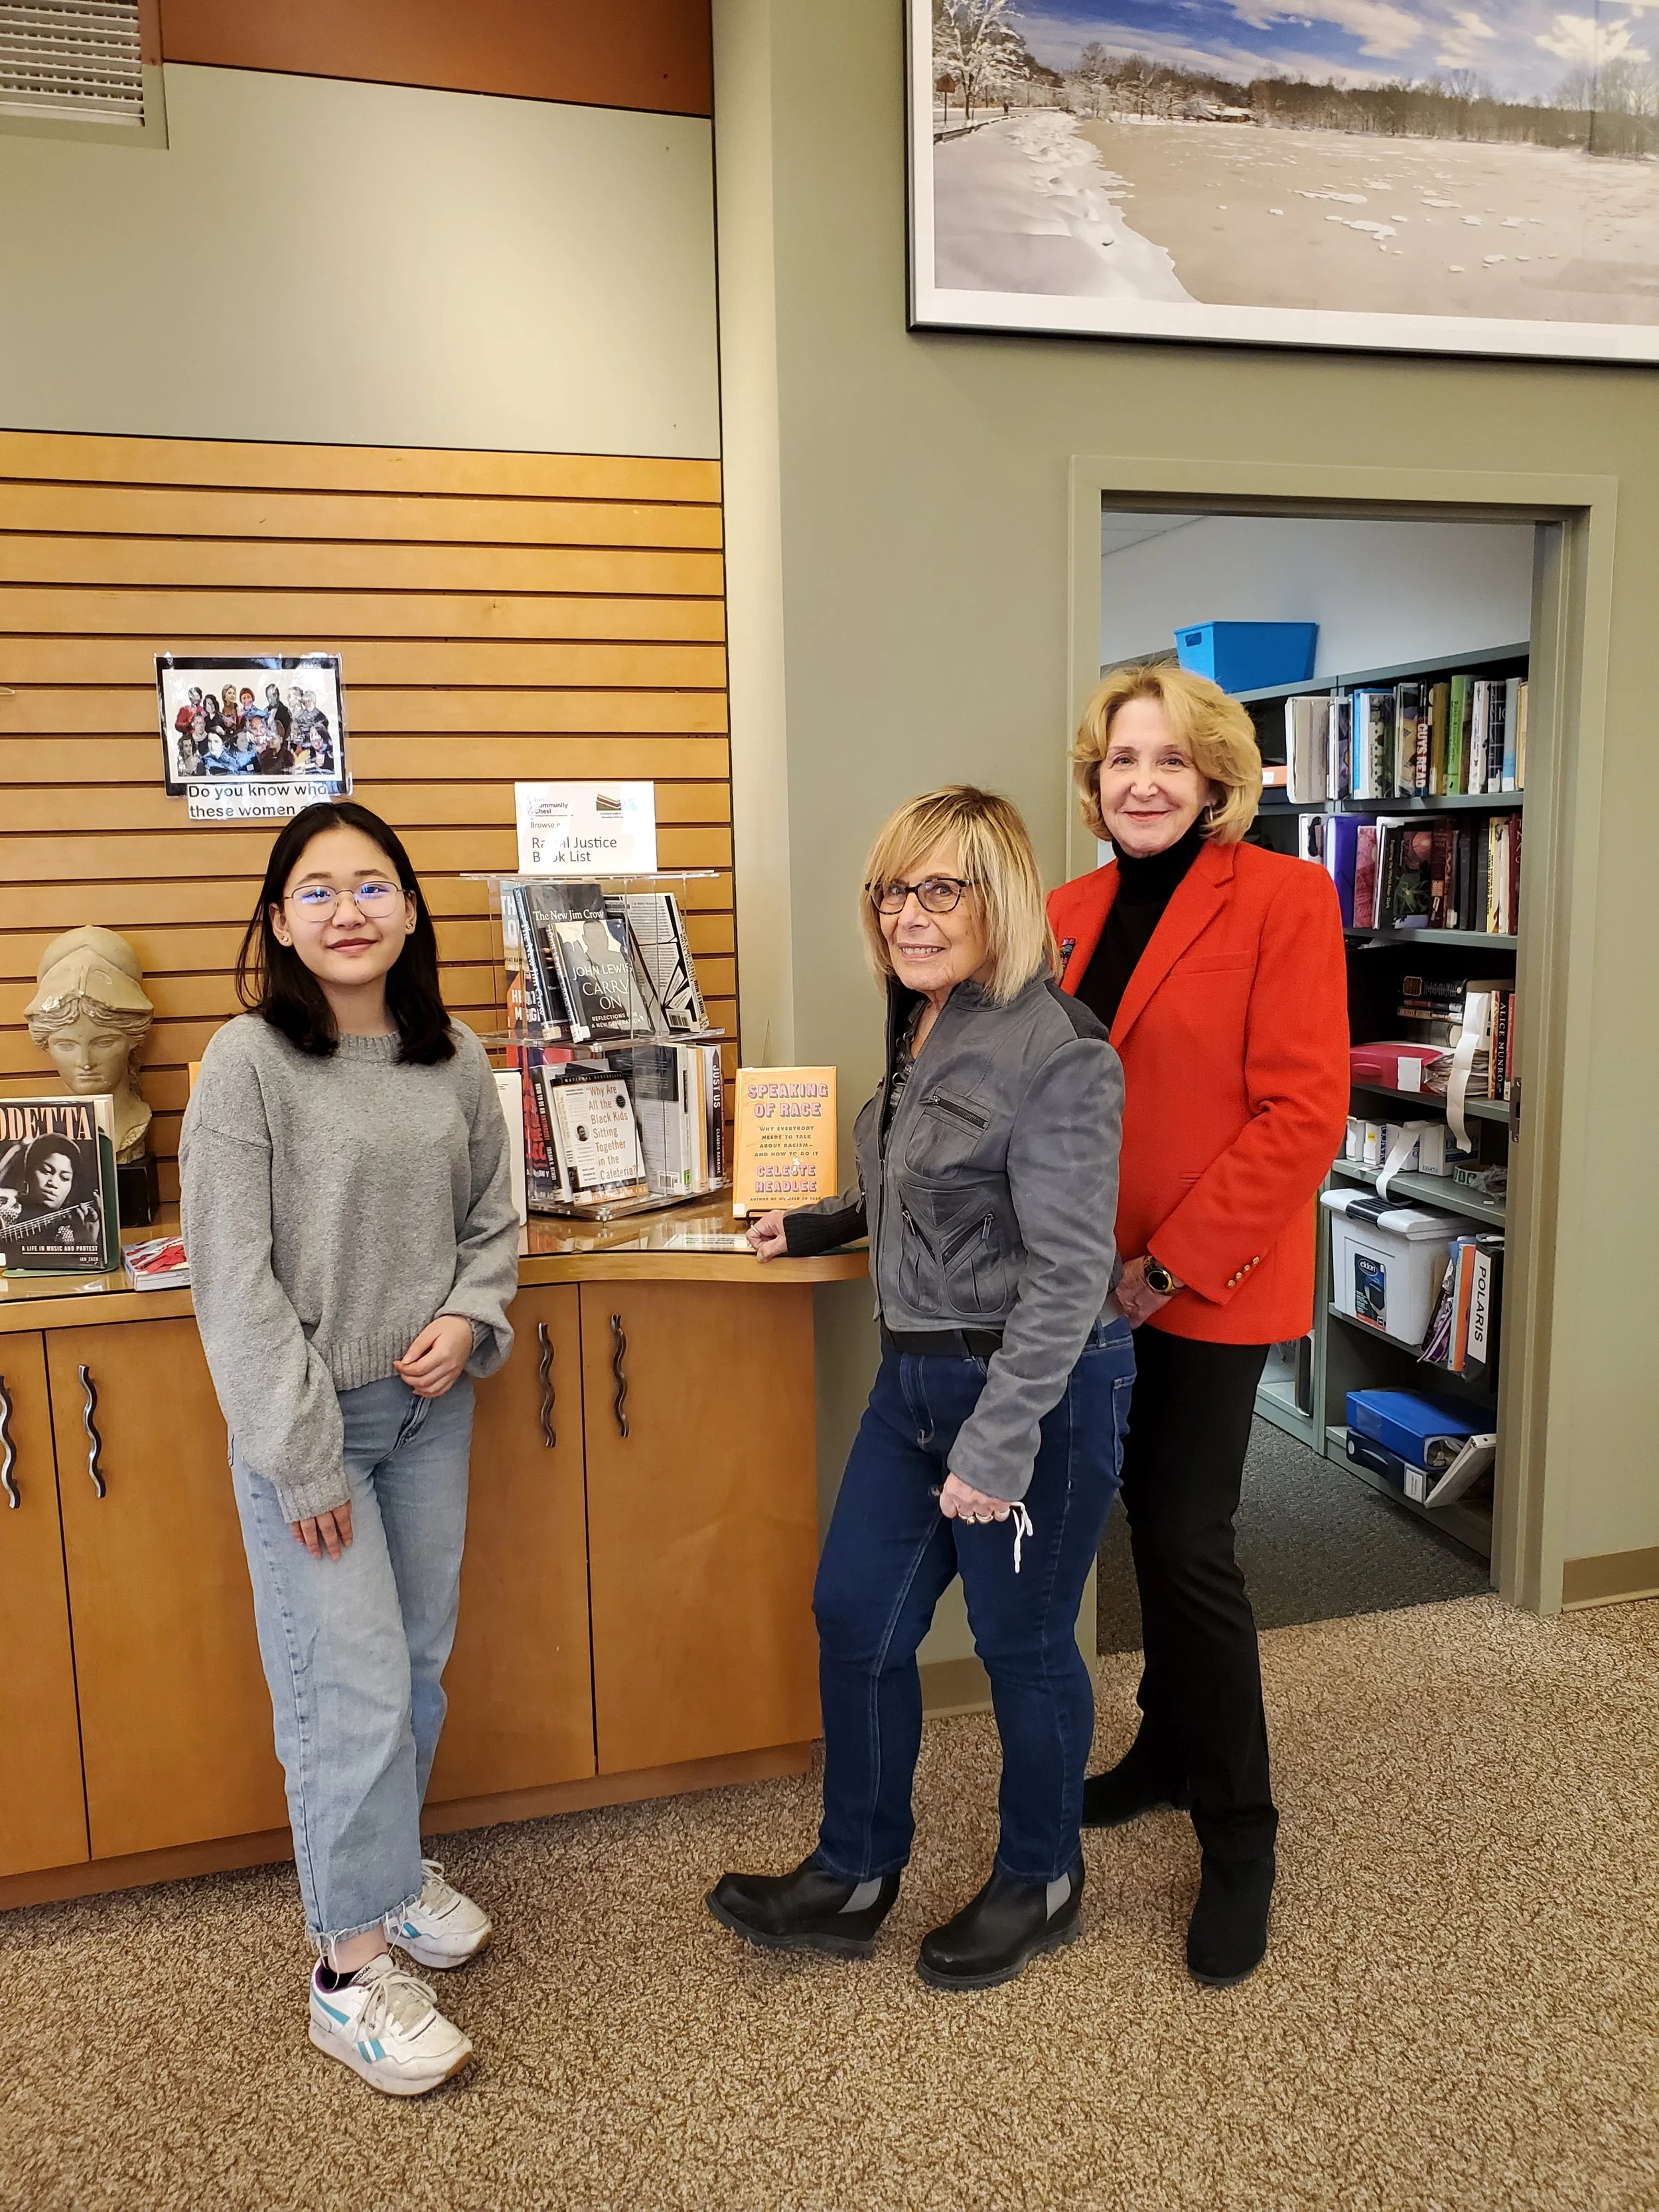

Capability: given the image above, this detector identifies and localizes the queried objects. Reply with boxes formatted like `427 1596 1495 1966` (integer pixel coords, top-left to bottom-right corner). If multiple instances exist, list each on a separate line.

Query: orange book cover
1449 1241 1477 1372
731 1067 837 1218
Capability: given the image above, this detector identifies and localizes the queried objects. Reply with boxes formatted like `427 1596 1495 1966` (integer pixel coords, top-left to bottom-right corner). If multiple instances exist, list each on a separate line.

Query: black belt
881 1324 1003 1359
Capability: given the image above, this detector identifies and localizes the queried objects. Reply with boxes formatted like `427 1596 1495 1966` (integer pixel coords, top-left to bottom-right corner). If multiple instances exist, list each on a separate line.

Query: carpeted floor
3 1595 1656 2212
1097 1416 1492 1655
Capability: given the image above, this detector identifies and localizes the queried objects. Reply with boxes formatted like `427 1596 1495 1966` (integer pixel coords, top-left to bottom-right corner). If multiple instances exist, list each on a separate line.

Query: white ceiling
1100 512 1202 559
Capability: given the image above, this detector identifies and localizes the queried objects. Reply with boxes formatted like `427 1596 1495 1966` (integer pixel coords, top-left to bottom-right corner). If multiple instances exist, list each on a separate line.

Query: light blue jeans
232 1373 474 1945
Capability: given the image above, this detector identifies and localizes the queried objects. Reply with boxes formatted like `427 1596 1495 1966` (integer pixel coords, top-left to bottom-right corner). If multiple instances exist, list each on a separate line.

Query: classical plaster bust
25 926 155 1163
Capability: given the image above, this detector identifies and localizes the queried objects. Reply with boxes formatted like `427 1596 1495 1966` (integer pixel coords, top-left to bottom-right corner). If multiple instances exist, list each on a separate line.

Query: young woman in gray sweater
179 802 519 2098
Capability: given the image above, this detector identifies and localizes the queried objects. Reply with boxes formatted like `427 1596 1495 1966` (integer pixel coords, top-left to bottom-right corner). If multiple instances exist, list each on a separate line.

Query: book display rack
1244 644 1528 1562
470 871 730 1224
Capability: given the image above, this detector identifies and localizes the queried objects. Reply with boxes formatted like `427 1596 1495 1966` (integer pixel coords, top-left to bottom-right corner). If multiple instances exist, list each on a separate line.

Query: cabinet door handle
536 1319 556 1450
609 1313 630 1439
0 1376 17 1509
79 1364 106 1499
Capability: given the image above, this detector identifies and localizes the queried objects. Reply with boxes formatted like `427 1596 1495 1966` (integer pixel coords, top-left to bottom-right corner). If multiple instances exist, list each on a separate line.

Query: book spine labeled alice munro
732 1069 837 1218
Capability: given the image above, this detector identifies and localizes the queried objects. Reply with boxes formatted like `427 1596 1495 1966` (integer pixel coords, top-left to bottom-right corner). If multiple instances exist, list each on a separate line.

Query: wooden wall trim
0 431 732 1204
1560 1547 1659 1608
0 1743 812 1912
158 0 713 119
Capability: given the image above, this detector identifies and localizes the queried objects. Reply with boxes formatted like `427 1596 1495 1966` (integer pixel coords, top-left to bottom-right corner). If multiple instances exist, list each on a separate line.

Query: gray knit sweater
179 1015 519 1523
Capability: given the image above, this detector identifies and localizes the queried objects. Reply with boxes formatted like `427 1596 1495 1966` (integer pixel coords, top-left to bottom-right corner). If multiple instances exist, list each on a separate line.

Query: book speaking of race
731 1069 837 1218
514 782 657 875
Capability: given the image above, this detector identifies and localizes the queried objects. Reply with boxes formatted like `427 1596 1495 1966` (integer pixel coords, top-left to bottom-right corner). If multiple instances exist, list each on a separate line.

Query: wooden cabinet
0 1335 88 1878
581 1282 820 1775
0 1233 855 1909
428 1287 595 1805
47 1320 287 1860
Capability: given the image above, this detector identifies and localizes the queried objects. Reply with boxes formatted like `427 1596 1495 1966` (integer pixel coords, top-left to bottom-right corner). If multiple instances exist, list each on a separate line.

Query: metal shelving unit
1346 926 1518 950
1244 639 1524 1566
1233 641 1528 707
1328 1157 1506 1229
1350 1080 1509 1126
1273 789 1523 814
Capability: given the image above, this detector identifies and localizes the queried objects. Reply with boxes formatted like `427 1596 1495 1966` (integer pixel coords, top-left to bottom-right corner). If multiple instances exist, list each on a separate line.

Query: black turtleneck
1074 822 1206 1031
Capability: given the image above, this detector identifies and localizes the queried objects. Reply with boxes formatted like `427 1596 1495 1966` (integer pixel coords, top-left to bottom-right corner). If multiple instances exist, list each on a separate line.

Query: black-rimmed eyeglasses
867 875 975 916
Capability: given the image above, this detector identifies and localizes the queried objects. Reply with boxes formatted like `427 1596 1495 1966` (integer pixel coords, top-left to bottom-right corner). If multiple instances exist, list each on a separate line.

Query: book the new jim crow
732 1069 837 1218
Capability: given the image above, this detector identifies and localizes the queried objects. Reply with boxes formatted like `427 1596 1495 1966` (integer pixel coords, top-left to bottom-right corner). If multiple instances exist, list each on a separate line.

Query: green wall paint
715 0 1659 1599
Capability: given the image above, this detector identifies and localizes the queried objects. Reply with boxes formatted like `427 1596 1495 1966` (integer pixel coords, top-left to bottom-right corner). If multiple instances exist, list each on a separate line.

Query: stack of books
1285 672 1526 804
494 881 726 1217
1421 1232 1504 1378
501 883 708 1046
1396 975 1520 1102
123 1234 190 1290
1305 810 1522 933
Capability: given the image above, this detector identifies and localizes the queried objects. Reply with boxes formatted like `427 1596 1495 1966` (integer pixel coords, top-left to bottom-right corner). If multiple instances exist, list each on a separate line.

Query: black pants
1117 1326 1276 1862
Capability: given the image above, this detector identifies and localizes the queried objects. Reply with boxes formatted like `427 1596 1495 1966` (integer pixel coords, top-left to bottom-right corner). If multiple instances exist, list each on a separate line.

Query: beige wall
1099 515 1535 680
0 64 720 457
715 0 1659 1601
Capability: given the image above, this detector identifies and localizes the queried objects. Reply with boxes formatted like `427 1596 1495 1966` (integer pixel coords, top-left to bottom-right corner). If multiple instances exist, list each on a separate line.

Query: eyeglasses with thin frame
284 879 406 920
868 874 975 917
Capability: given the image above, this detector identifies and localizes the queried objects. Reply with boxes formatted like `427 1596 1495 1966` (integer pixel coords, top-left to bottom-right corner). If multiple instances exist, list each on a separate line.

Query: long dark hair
21 1132 90 1212
236 802 455 1064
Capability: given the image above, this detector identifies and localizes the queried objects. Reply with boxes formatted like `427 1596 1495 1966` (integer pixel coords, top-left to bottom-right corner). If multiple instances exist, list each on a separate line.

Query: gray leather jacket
783 970 1124 1502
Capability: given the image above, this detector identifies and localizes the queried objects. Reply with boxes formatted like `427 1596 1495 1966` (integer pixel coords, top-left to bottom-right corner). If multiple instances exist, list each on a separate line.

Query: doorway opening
1088 501 1548 1645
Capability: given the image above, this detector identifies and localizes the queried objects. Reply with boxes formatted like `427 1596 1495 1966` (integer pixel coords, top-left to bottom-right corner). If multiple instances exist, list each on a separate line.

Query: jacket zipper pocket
900 1202 934 1259
926 1094 987 1132
940 1212 993 1269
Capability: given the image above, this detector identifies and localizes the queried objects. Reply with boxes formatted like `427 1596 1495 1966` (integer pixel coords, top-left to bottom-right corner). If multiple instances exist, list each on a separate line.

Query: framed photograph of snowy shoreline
908 0 1659 362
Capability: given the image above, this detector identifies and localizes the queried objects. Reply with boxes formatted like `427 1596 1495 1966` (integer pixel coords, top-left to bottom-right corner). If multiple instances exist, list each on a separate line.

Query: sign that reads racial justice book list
732 1069 837 1218
514 782 657 876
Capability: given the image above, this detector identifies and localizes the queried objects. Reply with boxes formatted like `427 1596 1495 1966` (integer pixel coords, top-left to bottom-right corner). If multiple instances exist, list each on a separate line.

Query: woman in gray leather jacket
707 785 1133 1992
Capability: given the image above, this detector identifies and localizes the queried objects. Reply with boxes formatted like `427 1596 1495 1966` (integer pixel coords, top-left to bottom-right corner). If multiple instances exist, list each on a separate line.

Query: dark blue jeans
812 1317 1135 1887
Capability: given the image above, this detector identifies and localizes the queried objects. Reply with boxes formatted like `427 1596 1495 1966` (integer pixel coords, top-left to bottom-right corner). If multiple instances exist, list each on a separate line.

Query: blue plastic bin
1173 621 1318 693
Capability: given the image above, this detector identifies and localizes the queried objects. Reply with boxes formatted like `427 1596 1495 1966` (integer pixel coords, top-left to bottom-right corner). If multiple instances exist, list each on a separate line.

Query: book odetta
23 924 155 1163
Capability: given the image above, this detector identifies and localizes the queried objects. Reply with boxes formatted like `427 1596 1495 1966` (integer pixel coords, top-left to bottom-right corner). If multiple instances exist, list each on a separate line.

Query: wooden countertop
0 1197 867 1336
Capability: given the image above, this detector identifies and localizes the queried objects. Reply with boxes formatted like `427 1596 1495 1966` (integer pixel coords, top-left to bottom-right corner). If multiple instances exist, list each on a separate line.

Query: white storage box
1321 1189 1457 1348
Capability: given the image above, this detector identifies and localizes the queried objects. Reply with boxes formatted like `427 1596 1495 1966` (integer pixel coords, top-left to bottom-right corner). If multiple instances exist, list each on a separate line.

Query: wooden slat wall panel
0 434 732 1202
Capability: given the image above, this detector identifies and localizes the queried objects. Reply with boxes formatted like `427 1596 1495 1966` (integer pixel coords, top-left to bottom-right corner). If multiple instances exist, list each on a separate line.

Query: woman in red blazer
1048 661 1349 1988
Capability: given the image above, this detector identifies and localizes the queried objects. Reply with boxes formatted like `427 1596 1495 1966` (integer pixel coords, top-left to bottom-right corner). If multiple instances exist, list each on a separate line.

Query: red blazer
1048 839 1350 1346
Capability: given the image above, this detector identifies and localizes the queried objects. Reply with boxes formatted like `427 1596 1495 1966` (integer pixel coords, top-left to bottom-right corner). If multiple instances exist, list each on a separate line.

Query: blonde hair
859 786 1053 1005
1071 662 1261 846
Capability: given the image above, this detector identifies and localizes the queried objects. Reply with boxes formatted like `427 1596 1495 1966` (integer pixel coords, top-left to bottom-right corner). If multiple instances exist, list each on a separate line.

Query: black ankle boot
1186 1850 1275 1987
705 1858 899 1959
1080 1738 1190 1829
916 1858 1084 1992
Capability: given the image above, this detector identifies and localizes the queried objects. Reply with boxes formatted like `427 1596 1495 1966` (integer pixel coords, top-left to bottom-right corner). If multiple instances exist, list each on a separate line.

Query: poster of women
156 652 350 820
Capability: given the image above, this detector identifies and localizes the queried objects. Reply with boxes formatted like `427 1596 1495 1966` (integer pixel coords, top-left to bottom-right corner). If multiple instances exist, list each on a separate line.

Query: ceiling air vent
0 2 145 128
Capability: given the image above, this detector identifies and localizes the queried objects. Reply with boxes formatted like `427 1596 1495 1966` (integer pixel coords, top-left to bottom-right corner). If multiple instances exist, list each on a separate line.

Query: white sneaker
384 1858 492 1970
308 1952 472 2098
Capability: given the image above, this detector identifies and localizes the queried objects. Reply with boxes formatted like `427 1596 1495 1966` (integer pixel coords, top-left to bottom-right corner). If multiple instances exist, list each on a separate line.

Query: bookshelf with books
472 871 731 1223
1240 643 1527 1564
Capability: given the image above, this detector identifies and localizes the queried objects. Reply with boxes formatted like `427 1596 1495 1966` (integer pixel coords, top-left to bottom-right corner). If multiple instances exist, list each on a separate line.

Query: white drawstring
1011 1501 1034 1574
